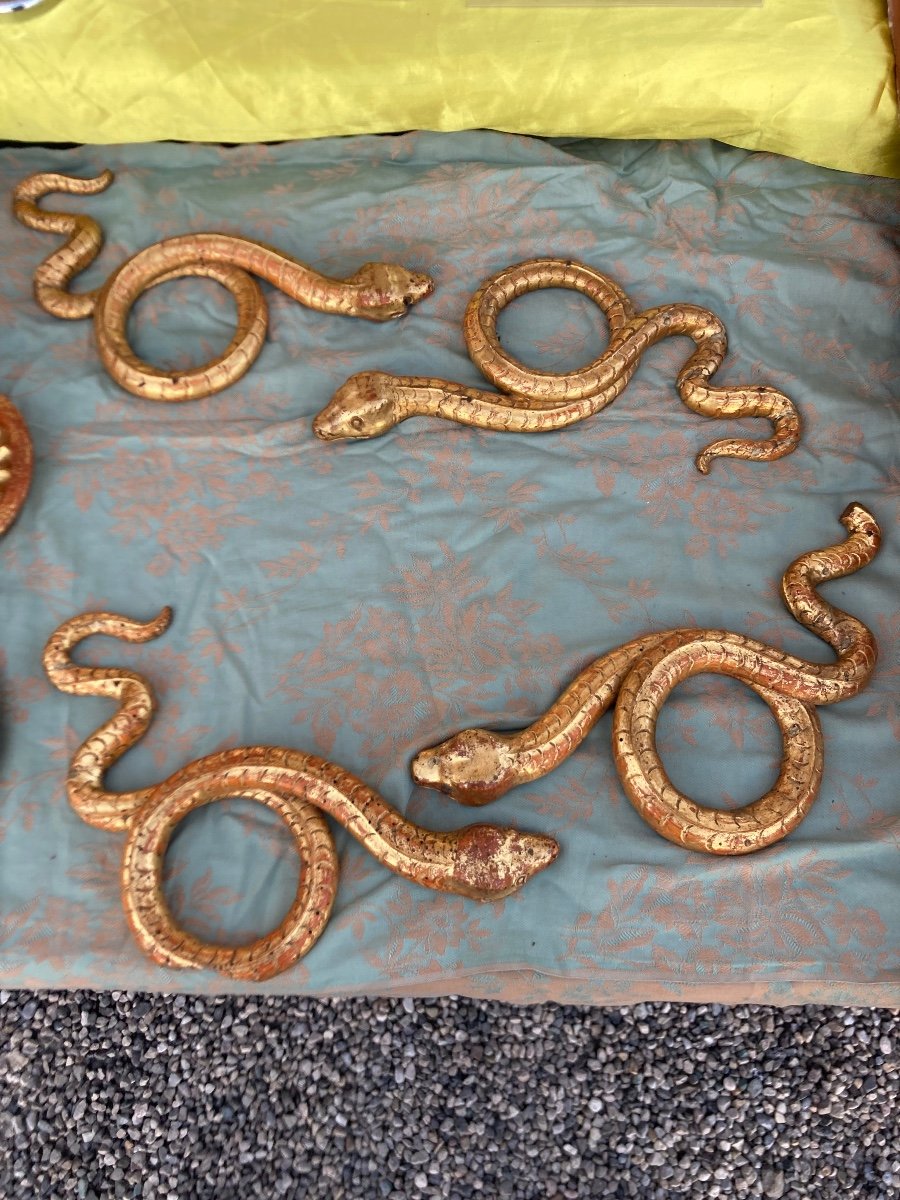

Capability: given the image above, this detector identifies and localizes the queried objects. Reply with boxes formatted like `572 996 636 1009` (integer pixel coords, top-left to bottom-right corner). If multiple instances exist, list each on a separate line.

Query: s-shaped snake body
314 259 801 472
411 504 880 854
42 609 558 981
0 394 33 536
13 170 434 402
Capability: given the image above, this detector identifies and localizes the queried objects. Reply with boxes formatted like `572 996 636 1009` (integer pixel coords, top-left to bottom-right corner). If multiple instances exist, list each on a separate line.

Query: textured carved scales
14 170 433 402
411 505 880 855
314 259 802 472
42 610 558 981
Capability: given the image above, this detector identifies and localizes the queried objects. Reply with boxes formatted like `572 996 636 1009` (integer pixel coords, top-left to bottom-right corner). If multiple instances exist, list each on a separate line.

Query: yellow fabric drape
1 0 897 177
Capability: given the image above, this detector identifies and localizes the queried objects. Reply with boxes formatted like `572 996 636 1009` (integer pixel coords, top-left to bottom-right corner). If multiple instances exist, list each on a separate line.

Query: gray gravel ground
0 993 897 1200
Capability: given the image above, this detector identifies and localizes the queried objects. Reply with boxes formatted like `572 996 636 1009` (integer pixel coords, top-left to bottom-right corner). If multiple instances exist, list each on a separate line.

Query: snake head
451 824 559 900
411 728 519 806
350 262 434 321
839 502 880 550
313 372 400 441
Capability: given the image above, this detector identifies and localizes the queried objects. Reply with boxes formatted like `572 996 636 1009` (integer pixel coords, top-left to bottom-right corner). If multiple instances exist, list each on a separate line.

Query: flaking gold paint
412 504 880 855
42 611 558 980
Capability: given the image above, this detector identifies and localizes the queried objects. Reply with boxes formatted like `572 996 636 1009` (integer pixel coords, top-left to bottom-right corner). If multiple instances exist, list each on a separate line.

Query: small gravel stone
0 994 896 1199
762 1168 786 1198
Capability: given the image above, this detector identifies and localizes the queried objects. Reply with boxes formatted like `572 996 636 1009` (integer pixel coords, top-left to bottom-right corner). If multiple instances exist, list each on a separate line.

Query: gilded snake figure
0 394 32 536
314 259 801 472
13 170 434 402
411 504 880 855
43 608 559 981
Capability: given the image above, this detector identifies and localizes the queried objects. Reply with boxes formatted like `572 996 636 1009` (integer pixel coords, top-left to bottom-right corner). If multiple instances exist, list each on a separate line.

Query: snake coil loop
411 504 880 855
42 609 558 980
13 169 434 402
314 258 802 473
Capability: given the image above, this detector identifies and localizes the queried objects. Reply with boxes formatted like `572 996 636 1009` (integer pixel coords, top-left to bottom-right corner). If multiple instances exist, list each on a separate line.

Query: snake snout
404 271 435 306
311 411 337 441
523 832 561 880
410 749 443 790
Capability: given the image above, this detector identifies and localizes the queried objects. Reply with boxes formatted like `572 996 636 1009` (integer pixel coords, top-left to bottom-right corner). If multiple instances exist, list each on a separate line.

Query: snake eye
350 416 364 431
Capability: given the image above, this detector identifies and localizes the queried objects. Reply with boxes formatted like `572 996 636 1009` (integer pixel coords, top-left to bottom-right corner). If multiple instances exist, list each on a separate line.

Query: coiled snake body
0 394 32 536
13 170 433 402
314 259 801 473
43 609 558 980
411 504 880 854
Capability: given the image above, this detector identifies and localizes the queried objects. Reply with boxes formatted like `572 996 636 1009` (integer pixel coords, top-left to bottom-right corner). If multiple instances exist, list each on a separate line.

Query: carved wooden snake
313 259 802 473
411 504 880 854
42 608 559 980
0 393 32 536
13 170 434 401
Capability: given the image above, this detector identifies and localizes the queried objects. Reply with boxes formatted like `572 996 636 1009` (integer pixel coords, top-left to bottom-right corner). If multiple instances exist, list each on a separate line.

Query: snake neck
167 748 519 897
511 632 688 772
42 608 173 830
97 236 431 318
98 234 351 313
775 503 880 700
389 299 796 464
389 376 629 432
13 170 114 319
212 750 469 890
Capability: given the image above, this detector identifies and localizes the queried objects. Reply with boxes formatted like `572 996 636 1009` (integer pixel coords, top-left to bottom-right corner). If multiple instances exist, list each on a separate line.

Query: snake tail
412 504 880 854
14 170 435 402
43 608 558 979
13 169 115 318
313 258 802 472
42 607 174 830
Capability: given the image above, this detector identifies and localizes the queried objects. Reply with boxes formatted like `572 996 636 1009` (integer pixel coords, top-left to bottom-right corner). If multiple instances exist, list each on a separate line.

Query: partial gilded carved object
13 170 433 401
411 504 880 855
0 393 33 536
314 258 802 472
43 609 559 981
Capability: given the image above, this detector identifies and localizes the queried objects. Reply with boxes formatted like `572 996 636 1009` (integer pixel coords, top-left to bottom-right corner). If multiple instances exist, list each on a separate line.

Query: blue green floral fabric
0 133 896 1002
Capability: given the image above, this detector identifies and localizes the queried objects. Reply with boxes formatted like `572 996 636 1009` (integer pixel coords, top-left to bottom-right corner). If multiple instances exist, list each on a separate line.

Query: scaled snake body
14 173 801 469
314 259 802 473
411 505 880 855
13 170 433 401
43 610 558 981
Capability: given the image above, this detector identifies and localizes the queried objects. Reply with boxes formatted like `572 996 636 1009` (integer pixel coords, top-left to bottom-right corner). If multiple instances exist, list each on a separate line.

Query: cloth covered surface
0 132 897 1004
1 0 899 179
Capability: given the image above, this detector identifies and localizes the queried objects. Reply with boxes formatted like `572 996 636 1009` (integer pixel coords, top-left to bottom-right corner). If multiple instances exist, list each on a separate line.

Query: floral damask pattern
0 133 896 1002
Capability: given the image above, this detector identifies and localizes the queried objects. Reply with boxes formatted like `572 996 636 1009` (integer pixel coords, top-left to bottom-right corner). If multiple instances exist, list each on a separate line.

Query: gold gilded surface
13 170 433 402
412 504 880 855
314 259 801 472
0 393 32 537
41 610 558 981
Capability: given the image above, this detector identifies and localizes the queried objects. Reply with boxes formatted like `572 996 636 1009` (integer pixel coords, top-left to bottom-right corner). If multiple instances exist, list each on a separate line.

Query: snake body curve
313 259 802 473
13 170 434 402
411 504 880 854
42 609 558 980
0 394 33 536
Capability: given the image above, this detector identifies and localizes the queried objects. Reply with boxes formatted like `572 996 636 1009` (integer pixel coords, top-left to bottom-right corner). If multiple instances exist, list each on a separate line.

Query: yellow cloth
1 0 898 177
